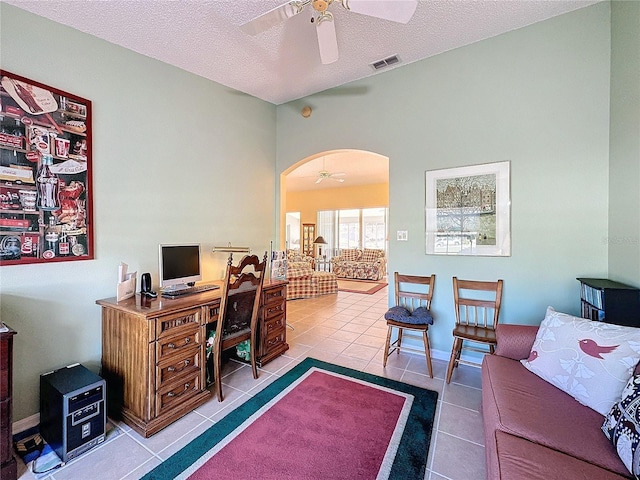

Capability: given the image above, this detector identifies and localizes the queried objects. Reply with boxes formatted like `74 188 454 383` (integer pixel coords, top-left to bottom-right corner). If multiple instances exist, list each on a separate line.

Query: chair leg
422 330 433 378
250 332 259 380
446 337 462 384
489 343 495 355
383 325 393 367
213 347 223 402
397 328 403 352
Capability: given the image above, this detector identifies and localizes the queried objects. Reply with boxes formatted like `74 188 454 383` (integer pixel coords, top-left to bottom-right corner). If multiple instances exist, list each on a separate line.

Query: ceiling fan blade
240 2 303 35
342 0 418 24
316 14 339 65
333 178 345 183
315 177 324 184
332 172 346 177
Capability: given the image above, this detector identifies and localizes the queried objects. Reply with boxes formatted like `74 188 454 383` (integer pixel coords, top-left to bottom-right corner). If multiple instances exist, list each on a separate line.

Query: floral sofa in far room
330 248 386 281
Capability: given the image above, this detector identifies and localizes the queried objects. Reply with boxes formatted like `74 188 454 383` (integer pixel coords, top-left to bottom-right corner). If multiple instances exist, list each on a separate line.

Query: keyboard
161 284 220 299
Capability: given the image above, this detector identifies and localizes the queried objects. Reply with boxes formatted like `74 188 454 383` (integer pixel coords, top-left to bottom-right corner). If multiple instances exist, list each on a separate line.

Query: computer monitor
159 243 202 291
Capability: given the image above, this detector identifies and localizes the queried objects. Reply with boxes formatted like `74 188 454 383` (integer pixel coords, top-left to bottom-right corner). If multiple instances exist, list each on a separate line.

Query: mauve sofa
482 324 631 479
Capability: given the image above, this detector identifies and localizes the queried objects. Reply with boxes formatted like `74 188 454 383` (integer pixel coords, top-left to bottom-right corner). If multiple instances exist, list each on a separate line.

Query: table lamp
313 236 328 258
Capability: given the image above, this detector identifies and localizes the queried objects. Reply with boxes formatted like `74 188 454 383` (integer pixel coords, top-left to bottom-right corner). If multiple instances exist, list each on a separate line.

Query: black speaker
40 364 106 462
141 273 151 293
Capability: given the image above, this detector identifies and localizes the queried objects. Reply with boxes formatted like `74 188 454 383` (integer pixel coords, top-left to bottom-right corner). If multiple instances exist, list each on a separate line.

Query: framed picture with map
426 161 510 256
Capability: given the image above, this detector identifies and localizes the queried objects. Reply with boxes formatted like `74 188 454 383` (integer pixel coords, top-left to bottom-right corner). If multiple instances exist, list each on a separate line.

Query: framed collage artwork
0 70 93 266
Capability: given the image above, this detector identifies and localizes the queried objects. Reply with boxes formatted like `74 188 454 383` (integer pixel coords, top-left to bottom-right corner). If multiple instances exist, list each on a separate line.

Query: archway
279 149 389 253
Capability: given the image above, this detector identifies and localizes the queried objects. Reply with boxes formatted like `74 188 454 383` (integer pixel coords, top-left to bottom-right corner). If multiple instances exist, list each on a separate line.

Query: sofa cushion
521 307 640 416
603 373 640 477
494 430 629 480
482 354 629 477
287 265 313 279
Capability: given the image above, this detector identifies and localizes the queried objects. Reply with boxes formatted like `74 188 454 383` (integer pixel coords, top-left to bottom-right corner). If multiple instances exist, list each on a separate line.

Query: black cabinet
577 278 640 327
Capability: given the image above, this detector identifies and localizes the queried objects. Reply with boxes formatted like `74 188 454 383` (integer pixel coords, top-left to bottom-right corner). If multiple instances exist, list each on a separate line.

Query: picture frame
426 161 510 256
0 70 93 265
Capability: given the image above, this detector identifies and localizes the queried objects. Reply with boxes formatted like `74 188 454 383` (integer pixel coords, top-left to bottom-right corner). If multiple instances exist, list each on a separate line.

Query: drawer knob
184 337 190 344
167 383 190 398
167 358 191 374
168 342 176 349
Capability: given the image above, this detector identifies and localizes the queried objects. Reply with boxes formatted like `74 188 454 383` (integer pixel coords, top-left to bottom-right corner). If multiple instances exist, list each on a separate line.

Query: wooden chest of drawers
97 280 287 437
0 327 17 480
258 285 288 366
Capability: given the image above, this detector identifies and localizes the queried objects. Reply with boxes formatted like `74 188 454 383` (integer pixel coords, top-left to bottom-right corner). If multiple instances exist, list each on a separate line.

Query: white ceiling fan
316 169 346 184
241 0 418 65
312 156 346 184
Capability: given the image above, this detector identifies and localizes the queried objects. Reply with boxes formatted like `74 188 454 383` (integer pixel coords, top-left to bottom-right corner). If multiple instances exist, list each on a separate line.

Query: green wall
609 0 640 286
276 2 612 356
1 1 636 422
0 4 277 420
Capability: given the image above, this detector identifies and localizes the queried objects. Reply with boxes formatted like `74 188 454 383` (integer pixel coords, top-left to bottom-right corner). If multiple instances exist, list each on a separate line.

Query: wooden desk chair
212 252 267 401
383 273 436 378
446 277 503 384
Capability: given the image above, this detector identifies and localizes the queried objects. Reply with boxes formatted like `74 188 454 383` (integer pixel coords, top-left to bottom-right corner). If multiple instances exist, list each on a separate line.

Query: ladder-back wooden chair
212 252 267 401
383 273 436 378
446 276 504 384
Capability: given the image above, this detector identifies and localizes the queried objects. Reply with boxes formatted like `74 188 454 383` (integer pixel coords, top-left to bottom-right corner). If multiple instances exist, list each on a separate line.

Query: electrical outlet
397 230 408 241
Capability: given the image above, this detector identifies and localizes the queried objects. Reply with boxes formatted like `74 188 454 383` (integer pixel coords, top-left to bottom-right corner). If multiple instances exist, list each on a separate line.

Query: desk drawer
156 328 201 362
263 287 286 306
263 328 286 353
155 372 200 417
155 308 201 340
263 315 285 337
263 300 285 321
156 347 201 390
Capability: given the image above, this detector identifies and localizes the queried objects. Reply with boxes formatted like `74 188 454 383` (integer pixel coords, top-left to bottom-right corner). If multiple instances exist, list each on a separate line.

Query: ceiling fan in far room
315 169 346 184
240 0 418 65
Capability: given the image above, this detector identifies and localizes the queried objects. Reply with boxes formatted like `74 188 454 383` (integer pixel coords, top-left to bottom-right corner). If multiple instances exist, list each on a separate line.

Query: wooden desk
96 280 287 437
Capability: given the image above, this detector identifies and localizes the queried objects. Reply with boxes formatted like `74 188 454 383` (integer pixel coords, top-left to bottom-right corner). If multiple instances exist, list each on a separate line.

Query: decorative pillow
361 248 381 263
602 374 640 478
521 307 640 416
341 248 362 262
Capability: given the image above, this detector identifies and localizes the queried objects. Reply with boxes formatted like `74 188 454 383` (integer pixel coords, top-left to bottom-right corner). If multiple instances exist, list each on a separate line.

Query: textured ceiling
4 0 601 105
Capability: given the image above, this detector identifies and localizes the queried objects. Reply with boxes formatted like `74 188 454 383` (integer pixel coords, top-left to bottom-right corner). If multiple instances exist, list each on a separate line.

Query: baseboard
397 336 483 366
13 413 39 435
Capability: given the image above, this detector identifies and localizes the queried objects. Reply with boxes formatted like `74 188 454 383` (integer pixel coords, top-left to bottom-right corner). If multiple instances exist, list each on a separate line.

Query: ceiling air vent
370 55 401 71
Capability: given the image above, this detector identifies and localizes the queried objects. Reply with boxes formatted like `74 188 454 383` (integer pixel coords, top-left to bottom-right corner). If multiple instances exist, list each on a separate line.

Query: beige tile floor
17 286 485 480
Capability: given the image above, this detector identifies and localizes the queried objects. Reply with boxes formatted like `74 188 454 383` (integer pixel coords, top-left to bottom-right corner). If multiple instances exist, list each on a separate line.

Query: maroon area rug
142 358 438 480
189 369 408 479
